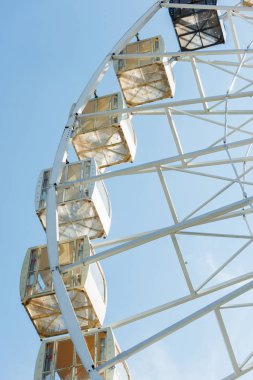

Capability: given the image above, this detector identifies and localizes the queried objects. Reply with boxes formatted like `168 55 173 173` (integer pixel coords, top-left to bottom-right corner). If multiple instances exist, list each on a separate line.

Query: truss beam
112 49 253 60
61 195 253 271
97 280 253 373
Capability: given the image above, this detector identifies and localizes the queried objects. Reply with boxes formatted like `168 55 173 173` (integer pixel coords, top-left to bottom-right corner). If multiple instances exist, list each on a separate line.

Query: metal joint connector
47 182 57 190
51 266 59 273
88 364 96 373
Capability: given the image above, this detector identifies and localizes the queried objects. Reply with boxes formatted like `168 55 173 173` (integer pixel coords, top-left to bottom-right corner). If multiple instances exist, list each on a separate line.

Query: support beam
223 363 253 380
157 168 194 294
112 49 253 60
56 137 253 188
133 110 253 116
215 308 240 375
61 195 253 271
228 10 242 62
97 280 253 373
77 91 253 120
191 57 209 110
165 109 185 164
109 271 253 329
93 230 253 251
196 240 253 292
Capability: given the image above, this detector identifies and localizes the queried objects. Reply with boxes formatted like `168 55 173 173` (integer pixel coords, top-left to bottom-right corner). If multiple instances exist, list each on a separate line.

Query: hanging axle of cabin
169 0 226 51
114 36 175 107
72 93 137 170
34 328 131 380
20 237 107 338
35 159 111 240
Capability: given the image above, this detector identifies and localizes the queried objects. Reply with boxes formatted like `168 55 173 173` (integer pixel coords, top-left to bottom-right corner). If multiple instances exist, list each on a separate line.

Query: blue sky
2 1 253 379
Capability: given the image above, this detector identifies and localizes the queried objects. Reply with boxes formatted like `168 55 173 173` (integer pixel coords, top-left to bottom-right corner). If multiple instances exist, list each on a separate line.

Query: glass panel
59 242 74 266
90 263 105 302
97 332 107 365
76 335 95 365
84 99 95 114
56 340 74 370
29 250 37 271
96 180 110 217
97 97 110 112
40 189 47 209
61 271 72 287
66 163 81 182
63 185 82 202
95 116 111 130
26 272 35 289
76 239 84 260
40 171 50 208
56 187 64 204
83 160 91 178
72 267 82 287
36 269 52 293
125 42 138 70
59 166 68 183
44 343 54 372
38 247 49 270
75 366 89 380
42 170 50 189
111 94 118 110
126 43 138 54
139 40 152 53
26 250 37 295
154 38 159 52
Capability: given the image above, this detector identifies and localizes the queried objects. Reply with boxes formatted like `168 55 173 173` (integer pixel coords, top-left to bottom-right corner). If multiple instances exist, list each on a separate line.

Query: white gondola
114 36 175 107
169 0 226 51
34 327 131 380
20 237 106 337
72 93 137 169
244 0 253 5
35 159 111 240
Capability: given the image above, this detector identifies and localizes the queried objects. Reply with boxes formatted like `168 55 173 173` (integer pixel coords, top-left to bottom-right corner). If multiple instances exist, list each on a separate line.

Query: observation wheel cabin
114 35 175 107
169 0 226 51
72 93 137 170
34 328 131 380
243 0 253 5
20 237 107 337
35 159 111 240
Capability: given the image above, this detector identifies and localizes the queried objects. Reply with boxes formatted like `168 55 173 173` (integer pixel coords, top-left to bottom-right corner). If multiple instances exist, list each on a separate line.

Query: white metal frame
41 1 253 379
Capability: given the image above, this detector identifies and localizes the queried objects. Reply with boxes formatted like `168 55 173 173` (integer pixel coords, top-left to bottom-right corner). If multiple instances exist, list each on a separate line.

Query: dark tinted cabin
169 1 226 51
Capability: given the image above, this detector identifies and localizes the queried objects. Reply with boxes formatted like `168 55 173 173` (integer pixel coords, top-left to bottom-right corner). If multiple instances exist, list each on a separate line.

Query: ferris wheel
20 1 253 379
